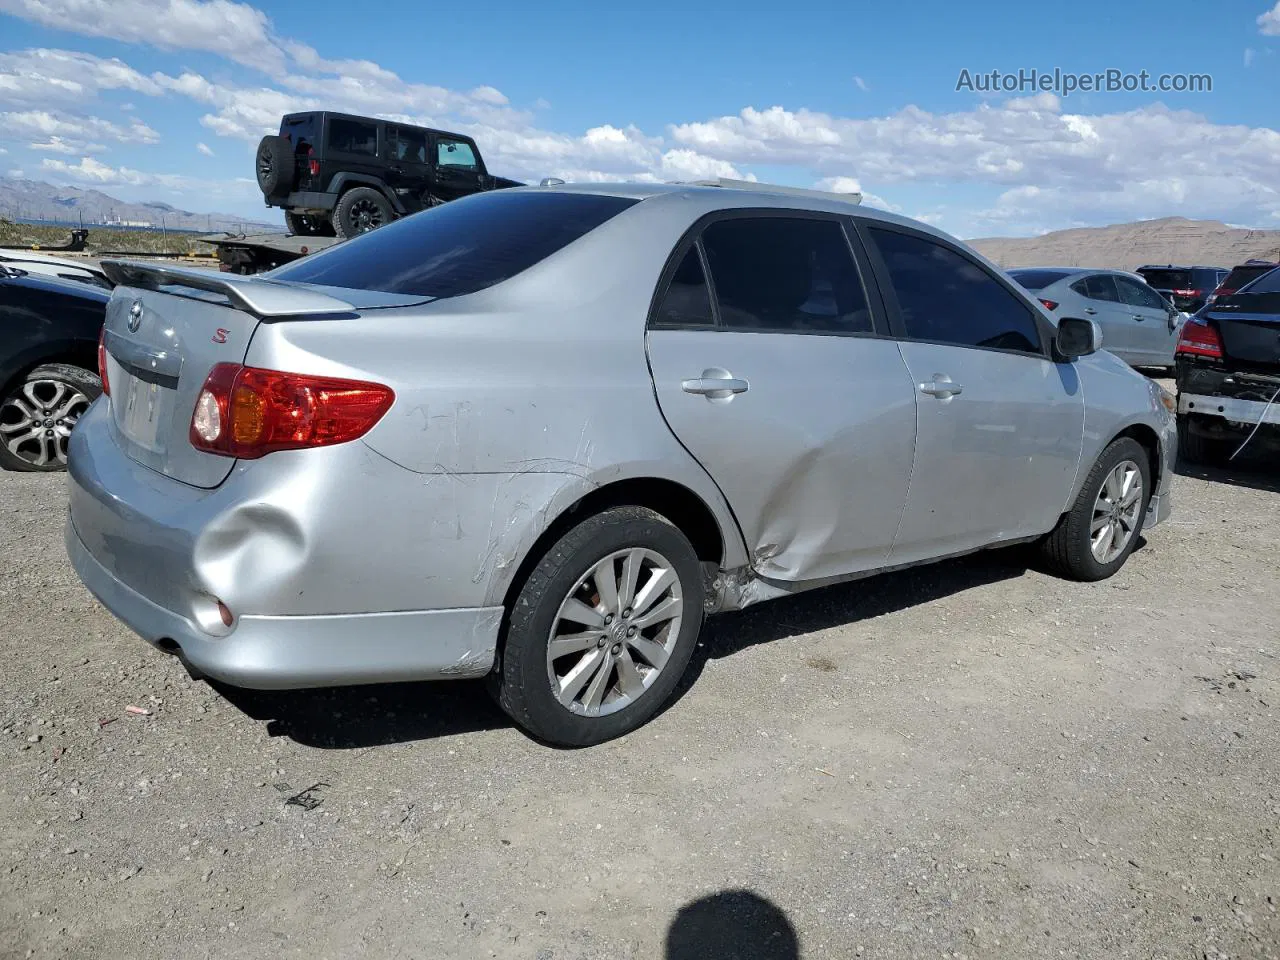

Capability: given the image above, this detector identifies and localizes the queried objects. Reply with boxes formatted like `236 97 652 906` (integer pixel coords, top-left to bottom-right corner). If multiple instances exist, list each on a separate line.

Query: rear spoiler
100 259 355 318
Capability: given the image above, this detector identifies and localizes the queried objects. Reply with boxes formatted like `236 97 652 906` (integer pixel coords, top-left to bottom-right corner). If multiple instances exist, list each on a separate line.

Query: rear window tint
1007 269 1073 291
271 192 639 299
281 114 318 155
1237 266 1280 294
1221 264 1278 292
1137 268 1191 289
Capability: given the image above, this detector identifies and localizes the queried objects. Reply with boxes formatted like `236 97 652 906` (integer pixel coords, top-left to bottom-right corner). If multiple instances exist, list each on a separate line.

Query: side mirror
1055 317 1101 360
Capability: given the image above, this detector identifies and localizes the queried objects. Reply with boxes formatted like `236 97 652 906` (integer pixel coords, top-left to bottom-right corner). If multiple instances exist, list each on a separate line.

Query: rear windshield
271 191 639 299
1236 266 1280 294
1220 264 1278 292
1007 269 1073 291
280 114 319 155
1136 268 1191 290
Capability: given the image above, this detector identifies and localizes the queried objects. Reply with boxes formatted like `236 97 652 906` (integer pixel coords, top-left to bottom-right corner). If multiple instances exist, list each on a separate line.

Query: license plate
118 375 170 453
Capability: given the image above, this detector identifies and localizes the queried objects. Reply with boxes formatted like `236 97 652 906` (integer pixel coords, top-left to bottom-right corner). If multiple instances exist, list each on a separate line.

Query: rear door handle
1084 307 1098 315
682 369 749 400
919 374 963 400
1133 314 1145 321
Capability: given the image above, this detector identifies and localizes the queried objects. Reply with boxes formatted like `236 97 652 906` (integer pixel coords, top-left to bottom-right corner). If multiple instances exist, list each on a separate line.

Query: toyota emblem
127 300 144 333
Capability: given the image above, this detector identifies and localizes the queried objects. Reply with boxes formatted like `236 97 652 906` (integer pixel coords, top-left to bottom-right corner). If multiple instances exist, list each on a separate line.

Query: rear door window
699 217 873 335
867 226 1042 354
1221 264 1278 292
270 191 638 299
652 248 715 328
327 118 378 156
1073 273 1121 302
388 125 427 164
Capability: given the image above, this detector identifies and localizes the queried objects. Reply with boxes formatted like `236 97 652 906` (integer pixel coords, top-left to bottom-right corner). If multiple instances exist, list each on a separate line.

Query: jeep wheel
334 187 394 239
284 211 334 237
255 136 294 196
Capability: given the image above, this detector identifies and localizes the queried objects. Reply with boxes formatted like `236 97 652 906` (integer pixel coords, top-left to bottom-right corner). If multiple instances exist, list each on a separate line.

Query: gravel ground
2 445 1278 959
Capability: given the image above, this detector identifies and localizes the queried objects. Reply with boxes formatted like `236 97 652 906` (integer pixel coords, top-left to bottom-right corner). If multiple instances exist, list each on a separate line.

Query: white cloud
0 110 159 146
0 0 286 71
41 155 196 189
0 48 163 107
1259 2 1280 34
196 141 214 156
854 76 869 92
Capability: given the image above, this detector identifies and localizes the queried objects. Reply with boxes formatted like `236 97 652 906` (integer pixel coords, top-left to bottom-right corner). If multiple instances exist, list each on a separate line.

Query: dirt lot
2 444 1278 959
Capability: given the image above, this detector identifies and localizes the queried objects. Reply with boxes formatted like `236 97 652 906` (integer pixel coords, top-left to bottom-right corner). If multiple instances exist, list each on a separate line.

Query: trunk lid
1206 293 1280 371
96 261 367 488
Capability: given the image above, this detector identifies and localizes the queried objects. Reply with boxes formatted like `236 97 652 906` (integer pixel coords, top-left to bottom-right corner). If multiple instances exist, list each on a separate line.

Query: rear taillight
190 364 395 459
307 146 319 177
1173 288 1200 297
1038 298 1059 311
1176 316 1223 359
97 326 110 397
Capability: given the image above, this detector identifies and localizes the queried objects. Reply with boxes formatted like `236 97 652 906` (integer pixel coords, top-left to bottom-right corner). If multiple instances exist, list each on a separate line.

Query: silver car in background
66 183 1177 747
1007 267 1184 369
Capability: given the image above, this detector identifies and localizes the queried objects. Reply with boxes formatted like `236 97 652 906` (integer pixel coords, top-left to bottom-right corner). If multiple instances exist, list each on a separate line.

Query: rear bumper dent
67 520 501 689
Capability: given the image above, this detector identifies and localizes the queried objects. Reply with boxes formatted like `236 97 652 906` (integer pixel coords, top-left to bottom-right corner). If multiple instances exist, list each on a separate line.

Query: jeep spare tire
255 135 294 196
334 187 395 239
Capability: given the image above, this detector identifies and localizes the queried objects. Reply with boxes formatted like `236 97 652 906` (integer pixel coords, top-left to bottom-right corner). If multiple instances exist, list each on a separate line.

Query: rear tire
333 187 394 239
1177 417 1234 466
492 506 704 747
1038 437 1151 582
255 135 294 196
0 363 101 472
284 210 333 237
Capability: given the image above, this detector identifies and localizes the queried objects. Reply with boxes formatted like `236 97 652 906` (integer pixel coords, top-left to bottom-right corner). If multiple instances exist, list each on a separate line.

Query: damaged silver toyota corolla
66 182 1176 746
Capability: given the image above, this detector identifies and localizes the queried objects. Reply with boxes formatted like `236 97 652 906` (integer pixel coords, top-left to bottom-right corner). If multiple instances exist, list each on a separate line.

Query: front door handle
919 374 963 400
1084 307 1098 315
1132 314 1145 321
682 368 749 400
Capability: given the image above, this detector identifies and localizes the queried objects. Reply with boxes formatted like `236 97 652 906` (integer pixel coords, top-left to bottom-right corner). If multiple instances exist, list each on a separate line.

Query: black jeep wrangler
256 111 524 238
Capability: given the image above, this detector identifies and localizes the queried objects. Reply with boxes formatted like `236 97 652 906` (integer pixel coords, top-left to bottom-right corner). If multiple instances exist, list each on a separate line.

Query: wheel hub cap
1090 459 1143 564
545 547 684 718
0 379 90 467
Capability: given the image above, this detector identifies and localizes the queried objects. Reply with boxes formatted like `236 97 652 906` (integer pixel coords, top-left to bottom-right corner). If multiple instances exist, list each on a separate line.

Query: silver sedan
66 183 1177 746
1008 267 1184 369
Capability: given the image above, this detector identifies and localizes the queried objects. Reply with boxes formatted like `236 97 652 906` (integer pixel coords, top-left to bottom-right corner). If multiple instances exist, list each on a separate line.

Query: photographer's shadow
665 890 800 960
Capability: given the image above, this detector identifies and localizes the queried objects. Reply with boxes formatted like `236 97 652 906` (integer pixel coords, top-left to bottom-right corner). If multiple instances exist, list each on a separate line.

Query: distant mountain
970 217 1280 272
0 178 279 234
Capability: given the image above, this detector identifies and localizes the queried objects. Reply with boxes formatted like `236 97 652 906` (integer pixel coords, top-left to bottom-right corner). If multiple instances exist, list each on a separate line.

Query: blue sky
0 0 1277 236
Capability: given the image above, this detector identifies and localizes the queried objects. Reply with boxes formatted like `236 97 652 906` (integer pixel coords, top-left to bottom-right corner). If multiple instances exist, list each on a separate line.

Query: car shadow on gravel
210 678 508 749
672 549 1032 705
1176 450 1280 494
214 549 1033 750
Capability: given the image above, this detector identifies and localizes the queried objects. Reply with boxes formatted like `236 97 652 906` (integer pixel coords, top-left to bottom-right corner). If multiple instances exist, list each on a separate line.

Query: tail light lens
307 146 319 177
190 364 395 459
97 326 110 397
1172 288 1200 297
1176 317 1223 359
1038 298 1059 311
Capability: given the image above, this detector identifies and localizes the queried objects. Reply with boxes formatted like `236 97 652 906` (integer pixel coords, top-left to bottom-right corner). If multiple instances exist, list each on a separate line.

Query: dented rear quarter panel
242 194 755 609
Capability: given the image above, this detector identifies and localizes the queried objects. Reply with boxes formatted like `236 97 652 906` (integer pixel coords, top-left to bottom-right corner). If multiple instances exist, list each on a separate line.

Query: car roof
518 180 961 244
1135 264 1224 270
0 266 111 302
0 250 101 272
286 110 471 142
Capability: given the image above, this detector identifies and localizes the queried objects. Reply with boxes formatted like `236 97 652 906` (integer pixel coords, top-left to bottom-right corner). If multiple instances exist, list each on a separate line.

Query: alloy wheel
0 379 91 467
545 547 684 717
1090 459 1143 564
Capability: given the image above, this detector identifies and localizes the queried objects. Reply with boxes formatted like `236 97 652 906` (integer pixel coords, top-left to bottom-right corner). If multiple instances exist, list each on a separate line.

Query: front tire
0 364 100 472
493 506 705 747
1039 437 1151 582
333 187 394 239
